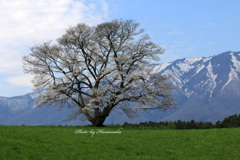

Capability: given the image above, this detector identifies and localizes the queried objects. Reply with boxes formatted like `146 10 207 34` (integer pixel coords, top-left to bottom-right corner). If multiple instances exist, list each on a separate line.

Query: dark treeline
116 114 240 129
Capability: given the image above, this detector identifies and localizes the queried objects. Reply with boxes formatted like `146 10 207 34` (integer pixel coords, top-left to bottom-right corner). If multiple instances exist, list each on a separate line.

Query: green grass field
0 126 239 160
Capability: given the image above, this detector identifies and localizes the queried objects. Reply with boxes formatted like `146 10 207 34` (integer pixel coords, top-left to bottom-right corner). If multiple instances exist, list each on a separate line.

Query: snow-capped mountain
0 51 240 125
154 51 240 99
153 51 240 122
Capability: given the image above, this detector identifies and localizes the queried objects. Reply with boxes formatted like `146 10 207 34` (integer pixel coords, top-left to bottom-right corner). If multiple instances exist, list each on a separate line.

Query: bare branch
23 19 176 126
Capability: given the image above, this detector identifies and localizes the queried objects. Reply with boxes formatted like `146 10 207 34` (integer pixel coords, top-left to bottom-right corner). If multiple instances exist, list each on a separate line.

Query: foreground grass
0 126 240 160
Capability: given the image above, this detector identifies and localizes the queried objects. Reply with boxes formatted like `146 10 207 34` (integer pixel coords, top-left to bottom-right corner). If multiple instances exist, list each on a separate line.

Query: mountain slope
0 51 240 125
153 51 240 122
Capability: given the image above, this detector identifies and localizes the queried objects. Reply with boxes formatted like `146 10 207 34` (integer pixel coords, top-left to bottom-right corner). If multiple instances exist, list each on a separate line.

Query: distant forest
108 114 240 129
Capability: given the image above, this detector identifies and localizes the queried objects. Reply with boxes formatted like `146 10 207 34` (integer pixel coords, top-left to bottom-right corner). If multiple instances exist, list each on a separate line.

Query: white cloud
167 28 184 36
0 0 109 92
186 46 195 52
208 42 215 45
0 50 21 74
0 0 109 45
6 74 34 87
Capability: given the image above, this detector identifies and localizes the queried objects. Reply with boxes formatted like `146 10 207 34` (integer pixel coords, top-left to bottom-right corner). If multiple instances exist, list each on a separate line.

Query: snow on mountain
221 66 238 92
155 51 240 98
155 51 240 122
151 63 171 73
230 53 240 72
176 57 203 72
0 51 240 125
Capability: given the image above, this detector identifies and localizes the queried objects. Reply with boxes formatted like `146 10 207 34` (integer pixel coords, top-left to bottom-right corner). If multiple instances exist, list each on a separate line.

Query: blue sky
0 0 239 97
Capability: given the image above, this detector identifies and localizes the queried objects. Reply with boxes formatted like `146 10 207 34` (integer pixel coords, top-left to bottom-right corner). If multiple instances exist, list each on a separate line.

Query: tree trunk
91 113 107 127
92 119 104 127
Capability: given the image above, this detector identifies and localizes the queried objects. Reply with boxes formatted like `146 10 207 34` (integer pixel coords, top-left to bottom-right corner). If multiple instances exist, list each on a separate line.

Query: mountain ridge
157 51 240 122
0 51 240 125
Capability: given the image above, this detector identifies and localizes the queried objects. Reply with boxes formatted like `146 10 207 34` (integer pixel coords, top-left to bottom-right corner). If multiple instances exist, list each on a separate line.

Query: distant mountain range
1 51 240 125
155 51 240 122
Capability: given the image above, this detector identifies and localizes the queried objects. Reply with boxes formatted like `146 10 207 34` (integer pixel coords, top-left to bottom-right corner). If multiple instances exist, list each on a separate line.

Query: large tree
23 19 176 126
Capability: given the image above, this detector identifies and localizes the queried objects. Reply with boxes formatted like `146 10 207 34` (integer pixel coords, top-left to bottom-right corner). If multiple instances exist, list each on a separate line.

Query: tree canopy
23 19 176 126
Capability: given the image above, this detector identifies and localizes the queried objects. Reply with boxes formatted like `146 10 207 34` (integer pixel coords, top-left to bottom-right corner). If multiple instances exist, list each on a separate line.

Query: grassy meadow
0 125 240 160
